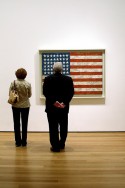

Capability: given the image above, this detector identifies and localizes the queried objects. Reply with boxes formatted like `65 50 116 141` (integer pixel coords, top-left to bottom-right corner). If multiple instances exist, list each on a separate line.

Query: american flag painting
40 50 105 98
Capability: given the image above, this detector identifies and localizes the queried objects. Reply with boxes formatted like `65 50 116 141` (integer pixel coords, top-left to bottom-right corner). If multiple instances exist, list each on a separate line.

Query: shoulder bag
8 80 19 104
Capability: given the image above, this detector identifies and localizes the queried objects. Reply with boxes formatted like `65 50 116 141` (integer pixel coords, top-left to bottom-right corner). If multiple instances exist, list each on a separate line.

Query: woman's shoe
50 147 60 152
16 144 21 147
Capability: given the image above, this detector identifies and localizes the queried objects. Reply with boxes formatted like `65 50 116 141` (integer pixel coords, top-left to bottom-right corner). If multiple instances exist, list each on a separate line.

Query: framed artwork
39 49 105 98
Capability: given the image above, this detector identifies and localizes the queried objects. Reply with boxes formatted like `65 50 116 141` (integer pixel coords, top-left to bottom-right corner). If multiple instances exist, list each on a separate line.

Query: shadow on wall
34 51 44 105
71 97 105 105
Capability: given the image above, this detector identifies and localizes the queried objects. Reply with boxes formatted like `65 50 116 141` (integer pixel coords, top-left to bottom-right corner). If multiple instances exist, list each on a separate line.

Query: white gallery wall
0 0 125 132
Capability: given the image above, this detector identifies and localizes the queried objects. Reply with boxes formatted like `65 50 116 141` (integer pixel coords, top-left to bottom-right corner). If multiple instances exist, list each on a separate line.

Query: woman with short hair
9 68 32 147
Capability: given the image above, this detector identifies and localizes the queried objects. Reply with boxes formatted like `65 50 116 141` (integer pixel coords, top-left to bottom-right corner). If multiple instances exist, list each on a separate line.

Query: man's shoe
50 147 60 152
22 144 27 147
60 146 65 150
22 141 27 147
59 143 65 150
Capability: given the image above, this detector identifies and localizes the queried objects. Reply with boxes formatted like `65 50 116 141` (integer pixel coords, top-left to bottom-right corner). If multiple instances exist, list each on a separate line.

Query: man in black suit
43 62 74 152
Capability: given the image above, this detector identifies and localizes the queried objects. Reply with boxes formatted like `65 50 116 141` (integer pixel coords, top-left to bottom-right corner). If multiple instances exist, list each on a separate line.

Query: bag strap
13 80 17 90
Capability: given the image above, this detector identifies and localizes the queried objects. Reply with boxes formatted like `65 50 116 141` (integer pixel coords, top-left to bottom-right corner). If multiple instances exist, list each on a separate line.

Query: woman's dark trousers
12 107 30 146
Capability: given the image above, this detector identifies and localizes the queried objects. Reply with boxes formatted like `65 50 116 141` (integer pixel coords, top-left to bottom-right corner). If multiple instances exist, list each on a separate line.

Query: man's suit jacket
43 72 74 113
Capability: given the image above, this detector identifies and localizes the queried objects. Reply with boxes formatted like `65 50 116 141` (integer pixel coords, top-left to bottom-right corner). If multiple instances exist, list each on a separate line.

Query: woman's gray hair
53 62 63 73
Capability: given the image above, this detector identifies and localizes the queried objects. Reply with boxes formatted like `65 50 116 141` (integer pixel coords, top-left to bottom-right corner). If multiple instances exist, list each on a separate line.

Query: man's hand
53 101 65 108
60 102 65 108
